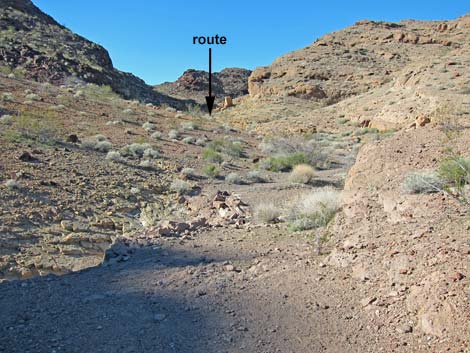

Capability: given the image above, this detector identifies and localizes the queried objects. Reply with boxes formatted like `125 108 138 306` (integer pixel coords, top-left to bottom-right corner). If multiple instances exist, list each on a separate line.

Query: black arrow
205 47 215 115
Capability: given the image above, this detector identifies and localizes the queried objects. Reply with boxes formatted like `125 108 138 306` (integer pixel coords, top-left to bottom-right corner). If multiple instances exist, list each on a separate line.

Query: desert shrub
131 187 141 194
82 84 118 101
5 179 20 190
1 92 14 102
170 179 192 195
139 160 152 168
182 136 196 144
203 164 220 178
151 131 162 140
224 141 244 158
168 129 179 139
186 104 203 117
401 170 444 194
165 106 177 113
50 104 66 111
123 108 134 115
181 168 196 178
181 121 198 131
259 152 308 172
438 156 470 189
353 128 379 136
143 148 160 159
106 120 122 126
202 148 224 164
106 151 124 162
95 140 113 152
94 134 107 142
206 139 224 151
288 164 315 184
122 143 152 157
438 156 470 205
336 118 349 125
287 187 341 231
25 93 41 101
195 137 207 146
225 172 243 185
11 109 60 144
0 114 13 124
254 203 281 224
142 122 157 131
246 170 266 184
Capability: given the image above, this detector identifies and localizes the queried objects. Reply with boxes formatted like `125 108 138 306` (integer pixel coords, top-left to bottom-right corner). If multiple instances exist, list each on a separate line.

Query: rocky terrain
0 1 469 352
0 0 189 107
155 68 252 106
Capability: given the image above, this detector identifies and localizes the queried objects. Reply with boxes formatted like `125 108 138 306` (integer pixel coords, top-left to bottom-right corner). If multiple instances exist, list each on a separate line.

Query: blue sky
34 0 469 85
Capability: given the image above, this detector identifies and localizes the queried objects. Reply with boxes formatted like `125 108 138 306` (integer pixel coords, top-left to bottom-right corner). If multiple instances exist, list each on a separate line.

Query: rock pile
104 191 251 259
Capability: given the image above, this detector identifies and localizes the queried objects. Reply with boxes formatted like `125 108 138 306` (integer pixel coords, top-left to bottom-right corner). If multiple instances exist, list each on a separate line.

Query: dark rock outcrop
0 0 190 107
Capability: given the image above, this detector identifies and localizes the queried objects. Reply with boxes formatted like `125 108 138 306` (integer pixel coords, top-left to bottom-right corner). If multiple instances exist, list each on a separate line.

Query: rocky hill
0 0 188 107
155 68 251 105
217 15 470 135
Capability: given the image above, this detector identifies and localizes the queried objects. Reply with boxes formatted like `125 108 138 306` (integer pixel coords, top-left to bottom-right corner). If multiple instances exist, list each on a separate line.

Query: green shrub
259 152 308 172
203 164 220 178
224 141 244 158
202 148 224 164
438 156 470 206
13 109 60 144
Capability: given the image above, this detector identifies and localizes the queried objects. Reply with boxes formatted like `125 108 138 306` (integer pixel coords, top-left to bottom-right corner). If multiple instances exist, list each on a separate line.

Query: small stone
154 313 167 322
360 296 377 307
224 264 235 272
397 324 413 334
451 272 464 281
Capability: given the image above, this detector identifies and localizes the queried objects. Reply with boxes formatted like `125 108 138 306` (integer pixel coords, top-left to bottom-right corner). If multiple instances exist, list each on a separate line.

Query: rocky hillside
155 68 251 105
216 15 470 135
0 0 188 107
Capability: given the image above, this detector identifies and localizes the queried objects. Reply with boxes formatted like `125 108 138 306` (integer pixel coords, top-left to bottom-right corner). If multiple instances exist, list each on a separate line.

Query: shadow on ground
0 244 251 353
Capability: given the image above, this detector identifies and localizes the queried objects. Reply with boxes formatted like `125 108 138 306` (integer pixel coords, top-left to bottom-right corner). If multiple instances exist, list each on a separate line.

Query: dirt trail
0 227 387 353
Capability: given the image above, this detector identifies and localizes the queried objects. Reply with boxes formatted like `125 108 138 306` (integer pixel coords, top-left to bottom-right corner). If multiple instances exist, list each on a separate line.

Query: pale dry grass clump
287 187 341 231
106 150 124 162
225 172 243 185
288 164 315 184
5 179 20 190
401 170 444 194
170 179 193 195
142 122 157 132
254 203 281 224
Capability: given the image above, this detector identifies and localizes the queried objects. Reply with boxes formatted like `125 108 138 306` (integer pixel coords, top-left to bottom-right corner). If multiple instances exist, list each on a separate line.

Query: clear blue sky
34 0 469 85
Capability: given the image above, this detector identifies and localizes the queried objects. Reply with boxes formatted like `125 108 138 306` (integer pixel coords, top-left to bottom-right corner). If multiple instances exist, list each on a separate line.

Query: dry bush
287 187 341 231
288 164 315 184
254 203 281 224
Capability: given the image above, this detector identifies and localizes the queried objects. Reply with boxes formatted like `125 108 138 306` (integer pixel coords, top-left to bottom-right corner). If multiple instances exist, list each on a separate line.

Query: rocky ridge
0 0 189 107
155 68 252 105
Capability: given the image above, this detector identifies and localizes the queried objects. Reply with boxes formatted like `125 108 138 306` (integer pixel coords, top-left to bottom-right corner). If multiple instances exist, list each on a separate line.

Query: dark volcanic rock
155 67 251 104
0 0 190 107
